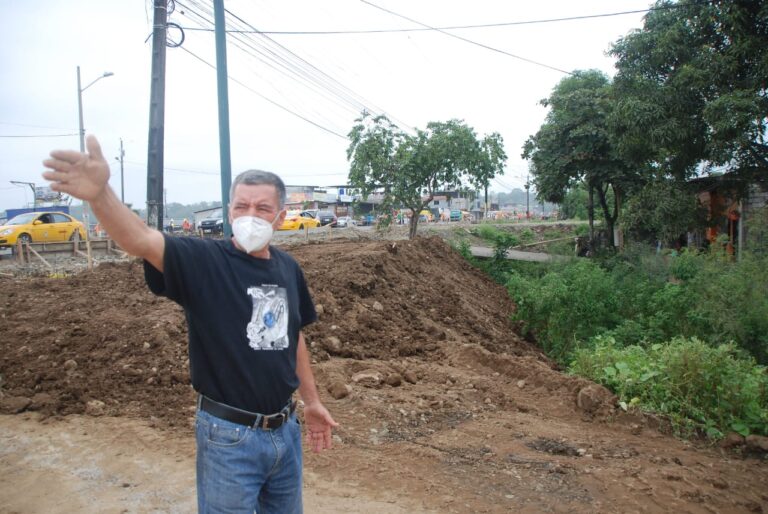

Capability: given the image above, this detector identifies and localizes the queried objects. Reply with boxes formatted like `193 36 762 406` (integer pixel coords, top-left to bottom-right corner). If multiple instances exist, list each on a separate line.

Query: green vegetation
464 225 768 439
570 337 768 438
506 249 768 365
347 113 506 239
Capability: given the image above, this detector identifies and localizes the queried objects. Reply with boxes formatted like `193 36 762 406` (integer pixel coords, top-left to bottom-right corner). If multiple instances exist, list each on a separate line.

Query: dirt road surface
1 235 767 513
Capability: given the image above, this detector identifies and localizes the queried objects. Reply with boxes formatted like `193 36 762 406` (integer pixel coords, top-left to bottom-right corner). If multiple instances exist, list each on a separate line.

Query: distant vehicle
279 210 321 231
199 209 224 235
300 209 318 220
419 210 433 222
450 209 462 222
316 210 337 226
359 214 376 226
336 216 356 228
0 211 86 248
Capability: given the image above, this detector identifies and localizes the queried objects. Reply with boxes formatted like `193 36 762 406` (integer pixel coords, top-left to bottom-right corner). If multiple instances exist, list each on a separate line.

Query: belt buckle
261 412 286 430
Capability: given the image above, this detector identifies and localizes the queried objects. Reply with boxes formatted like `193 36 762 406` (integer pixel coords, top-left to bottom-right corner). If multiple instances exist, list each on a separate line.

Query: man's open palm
43 135 110 202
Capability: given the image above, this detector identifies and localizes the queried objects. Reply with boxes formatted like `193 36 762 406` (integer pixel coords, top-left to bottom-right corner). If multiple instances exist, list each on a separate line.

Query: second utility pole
118 138 125 204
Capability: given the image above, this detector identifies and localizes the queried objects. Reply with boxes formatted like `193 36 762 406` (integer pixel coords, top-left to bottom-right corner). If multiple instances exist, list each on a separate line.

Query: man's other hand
303 402 339 453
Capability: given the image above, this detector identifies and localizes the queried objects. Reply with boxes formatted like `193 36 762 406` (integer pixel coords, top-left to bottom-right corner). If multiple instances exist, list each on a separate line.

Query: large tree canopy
522 70 639 245
610 0 768 180
347 113 506 238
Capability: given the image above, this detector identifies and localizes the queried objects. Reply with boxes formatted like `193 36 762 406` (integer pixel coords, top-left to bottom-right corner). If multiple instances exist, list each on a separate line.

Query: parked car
0 211 86 248
316 210 337 226
358 214 376 226
336 216 356 228
450 209 462 222
419 210 434 222
199 208 224 235
279 210 321 231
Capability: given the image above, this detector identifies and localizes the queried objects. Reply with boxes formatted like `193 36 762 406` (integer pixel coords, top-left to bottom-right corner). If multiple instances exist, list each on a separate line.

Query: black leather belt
199 395 296 430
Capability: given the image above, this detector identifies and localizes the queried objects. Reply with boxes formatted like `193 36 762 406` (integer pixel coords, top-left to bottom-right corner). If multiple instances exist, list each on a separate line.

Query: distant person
182 218 191 234
43 135 337 513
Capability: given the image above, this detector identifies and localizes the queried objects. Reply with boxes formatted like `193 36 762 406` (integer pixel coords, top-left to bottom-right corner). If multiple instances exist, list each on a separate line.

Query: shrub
473 224 500 242
506 259 619 362
569 336 768 439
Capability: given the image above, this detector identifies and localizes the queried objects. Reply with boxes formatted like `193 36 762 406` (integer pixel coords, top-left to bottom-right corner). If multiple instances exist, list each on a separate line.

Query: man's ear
274 209 287 228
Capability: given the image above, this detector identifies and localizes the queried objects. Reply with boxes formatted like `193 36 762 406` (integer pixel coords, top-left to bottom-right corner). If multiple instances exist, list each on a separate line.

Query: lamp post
115 138 125 204
10 181 36 207
76 66 113 269
77 66 113 152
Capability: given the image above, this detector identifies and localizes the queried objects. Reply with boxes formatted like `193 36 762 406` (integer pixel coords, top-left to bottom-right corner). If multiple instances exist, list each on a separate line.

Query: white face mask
231 214 278 254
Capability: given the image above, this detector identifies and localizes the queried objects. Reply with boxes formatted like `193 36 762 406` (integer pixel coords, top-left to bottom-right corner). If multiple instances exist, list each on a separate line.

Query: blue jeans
195 407 303 513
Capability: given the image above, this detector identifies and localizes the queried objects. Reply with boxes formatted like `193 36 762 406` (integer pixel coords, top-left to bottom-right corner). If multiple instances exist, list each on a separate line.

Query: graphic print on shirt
246 285 289 350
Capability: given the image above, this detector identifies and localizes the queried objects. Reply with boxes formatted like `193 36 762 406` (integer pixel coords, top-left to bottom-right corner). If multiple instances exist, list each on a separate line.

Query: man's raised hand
43 135 111 203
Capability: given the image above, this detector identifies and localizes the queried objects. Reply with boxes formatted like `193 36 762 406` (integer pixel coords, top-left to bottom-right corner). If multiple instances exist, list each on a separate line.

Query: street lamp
77 66 114 152
10 181 36 207
76 66 113 269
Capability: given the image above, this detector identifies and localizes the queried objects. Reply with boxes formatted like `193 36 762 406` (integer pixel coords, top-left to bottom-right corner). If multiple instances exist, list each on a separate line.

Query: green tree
347 113 506 238
522 70 639 246
610 0 768 181
623 177 706 245
560 183 589 220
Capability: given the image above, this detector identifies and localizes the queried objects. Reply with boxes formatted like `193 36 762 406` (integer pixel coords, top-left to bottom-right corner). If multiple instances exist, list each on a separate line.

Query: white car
336 216 356 228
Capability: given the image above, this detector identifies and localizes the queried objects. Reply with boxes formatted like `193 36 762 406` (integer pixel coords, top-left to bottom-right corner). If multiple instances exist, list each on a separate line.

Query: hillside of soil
1 235 767 513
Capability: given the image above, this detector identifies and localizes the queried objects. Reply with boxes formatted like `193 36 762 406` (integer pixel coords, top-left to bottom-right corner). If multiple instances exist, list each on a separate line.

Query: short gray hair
230 169 286 209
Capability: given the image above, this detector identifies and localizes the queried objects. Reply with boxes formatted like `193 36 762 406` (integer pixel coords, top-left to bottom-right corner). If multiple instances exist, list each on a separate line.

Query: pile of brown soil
0 237 549 428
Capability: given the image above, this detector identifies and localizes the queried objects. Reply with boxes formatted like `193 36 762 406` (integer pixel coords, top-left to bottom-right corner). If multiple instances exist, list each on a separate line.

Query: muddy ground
1 228 767 513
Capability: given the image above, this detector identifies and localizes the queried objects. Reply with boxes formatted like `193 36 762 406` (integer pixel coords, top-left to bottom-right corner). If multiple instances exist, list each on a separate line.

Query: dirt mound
0 237 548 427
0 260 193 426
296 236 544 360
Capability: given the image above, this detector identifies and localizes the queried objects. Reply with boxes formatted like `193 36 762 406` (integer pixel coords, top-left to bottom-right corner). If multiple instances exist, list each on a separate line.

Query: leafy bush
570 336 768 438
574 224 591 237
520 228 535 243
450 238 473 261
506 259 620 361
685 253 768 363
504 244 768 364
473 224 501 242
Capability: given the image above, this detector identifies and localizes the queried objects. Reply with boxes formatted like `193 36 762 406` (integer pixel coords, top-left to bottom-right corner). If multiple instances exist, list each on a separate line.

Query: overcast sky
0 0 650 212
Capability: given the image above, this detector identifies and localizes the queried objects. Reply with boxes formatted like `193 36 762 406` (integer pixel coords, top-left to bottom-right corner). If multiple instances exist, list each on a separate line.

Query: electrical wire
178 1 357 131
0 122 76 131
125 159 347 178
177 2 363 129
177 3 694 35
360 0 572 75
176 0 413 132
177 44 348 139
0 133 80 138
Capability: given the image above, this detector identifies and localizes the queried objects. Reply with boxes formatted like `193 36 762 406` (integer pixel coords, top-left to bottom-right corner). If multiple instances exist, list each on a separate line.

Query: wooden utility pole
146 0 168 231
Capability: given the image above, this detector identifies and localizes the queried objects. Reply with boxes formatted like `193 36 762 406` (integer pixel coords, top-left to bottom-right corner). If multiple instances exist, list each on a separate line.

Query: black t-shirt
144 235 316 414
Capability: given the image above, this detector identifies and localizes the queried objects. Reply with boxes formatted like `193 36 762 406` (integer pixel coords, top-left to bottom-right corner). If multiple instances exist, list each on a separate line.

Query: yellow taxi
278 210 321 231
0 211 87 247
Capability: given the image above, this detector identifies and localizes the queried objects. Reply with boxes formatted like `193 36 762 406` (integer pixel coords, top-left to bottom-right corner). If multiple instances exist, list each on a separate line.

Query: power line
175 0 414 132
221 2 414 131
125 159 347 178
0 122 76 131
0 133 79 138
177 1 359 134
177 3 690 35
360 0 572 75
177 44 348 139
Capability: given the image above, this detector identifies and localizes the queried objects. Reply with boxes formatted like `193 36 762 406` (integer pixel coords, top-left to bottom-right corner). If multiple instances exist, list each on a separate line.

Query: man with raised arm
43 135 337 514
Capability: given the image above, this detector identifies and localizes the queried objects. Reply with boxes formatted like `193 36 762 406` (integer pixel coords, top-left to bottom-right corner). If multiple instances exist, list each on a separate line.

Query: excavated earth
1 234 767 513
